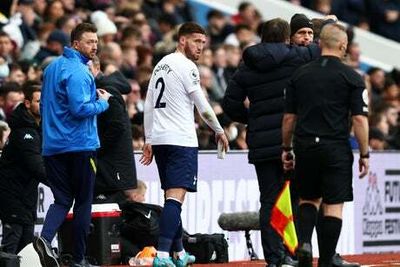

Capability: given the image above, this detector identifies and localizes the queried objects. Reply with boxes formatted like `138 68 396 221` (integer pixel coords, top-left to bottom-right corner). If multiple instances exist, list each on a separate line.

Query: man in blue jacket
34 23 111 267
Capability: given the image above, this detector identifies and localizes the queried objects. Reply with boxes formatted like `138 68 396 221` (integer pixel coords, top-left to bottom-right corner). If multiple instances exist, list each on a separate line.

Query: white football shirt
145 52 202 147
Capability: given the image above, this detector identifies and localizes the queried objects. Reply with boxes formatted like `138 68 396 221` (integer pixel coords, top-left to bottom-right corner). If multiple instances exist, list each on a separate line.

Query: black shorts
294 139 354 204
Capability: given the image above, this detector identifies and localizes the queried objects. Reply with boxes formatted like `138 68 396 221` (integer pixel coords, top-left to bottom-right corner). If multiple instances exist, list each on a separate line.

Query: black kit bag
183 233 229 263
119 201 163 248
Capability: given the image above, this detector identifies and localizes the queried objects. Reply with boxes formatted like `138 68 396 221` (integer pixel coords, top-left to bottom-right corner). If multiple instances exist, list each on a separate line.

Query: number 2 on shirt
155 77 166 109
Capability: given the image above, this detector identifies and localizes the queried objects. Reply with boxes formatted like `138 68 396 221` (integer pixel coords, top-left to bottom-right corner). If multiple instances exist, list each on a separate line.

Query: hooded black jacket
223 43 320 163
95 71 137 195
0 103 46 225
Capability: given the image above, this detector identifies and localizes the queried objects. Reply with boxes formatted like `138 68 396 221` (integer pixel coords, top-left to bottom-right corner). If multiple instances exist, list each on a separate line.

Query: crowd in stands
0 0 398 152
287 0 400 42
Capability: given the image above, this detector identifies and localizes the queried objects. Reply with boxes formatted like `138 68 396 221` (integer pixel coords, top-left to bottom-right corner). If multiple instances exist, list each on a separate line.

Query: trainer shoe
153 256 176 267
281 255 298 267
297 243 313 267
33 236 60 267
331 253 360 267
175 252 196 267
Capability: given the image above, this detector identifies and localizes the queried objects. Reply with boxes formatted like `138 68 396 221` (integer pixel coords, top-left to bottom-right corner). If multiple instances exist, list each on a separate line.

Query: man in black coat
90 59 138 204
0 82 47 254
222 18 319 267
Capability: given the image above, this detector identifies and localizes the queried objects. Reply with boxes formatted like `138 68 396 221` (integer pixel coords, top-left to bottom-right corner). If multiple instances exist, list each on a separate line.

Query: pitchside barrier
1 151 398 261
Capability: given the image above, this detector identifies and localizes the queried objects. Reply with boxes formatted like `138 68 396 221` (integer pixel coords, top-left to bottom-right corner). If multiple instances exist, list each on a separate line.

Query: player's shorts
294 138 354 204
153 145 198 192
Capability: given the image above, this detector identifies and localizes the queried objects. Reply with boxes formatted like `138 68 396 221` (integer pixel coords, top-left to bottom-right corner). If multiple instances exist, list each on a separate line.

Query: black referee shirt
284 56 368 140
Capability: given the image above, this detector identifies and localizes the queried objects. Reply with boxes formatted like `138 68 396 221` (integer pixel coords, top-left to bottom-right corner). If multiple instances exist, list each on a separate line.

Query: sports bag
183 233 229 263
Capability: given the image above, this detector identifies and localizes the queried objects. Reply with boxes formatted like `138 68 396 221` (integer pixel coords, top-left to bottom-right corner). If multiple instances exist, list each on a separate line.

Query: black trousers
1 222 34 254
255 160 286 265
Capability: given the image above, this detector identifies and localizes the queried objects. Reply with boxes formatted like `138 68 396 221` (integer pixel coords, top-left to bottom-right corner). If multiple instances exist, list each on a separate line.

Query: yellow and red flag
270 180 298 255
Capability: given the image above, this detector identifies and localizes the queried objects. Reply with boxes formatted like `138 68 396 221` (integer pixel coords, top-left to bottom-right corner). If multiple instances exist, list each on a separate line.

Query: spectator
369 127 386 150
382 77 400 108
0 56 10 83
231 2 257 27
368 67 386 107
34 29 70 64
367 0 400 42
199 64 222 103
206 9 234 46
91 10 117 44
120 47 138 79
98 42 123 68
126 79 144 125
3 81 24 120
369 110 390 137
7 63 27 85
132 124 144 151
120 25 142 50
225 23 257 47
44 0 65 23
197 48 213 68
0 120 10 150
384 104 399 135
55 15 78 35
224 44 241 76
211 45 229 100
0 31 14 64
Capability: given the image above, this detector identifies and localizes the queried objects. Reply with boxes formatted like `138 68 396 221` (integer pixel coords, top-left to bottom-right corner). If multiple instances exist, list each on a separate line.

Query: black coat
0 103 47 225
95 71 137 195
223 43 319 163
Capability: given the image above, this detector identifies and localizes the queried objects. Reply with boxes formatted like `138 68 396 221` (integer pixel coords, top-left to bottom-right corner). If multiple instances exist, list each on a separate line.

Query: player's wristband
360 152 370 159
282 145 293 152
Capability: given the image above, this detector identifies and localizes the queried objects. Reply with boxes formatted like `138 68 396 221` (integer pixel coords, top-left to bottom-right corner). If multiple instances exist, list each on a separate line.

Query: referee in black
281 23 369 267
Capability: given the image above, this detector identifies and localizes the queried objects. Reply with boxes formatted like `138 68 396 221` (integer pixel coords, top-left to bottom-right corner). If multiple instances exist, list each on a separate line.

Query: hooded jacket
40 47 109 156
223 42 319 163
0 103 47 224
95 71 137 195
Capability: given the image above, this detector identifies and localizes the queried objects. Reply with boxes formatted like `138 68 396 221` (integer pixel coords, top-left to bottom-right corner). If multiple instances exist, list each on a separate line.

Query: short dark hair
71 23 97 42
0 31 10 39
177 22 206 39
207 9 224 21
0 82 21 97
238 2 252 12
367 67 383 76
234 24 251 34
261 18 289 43
22 81 41 101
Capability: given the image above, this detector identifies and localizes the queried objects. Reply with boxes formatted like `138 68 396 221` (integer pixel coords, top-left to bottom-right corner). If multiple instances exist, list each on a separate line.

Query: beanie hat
290 13 313 37
48 30 70 47
91 10 117 37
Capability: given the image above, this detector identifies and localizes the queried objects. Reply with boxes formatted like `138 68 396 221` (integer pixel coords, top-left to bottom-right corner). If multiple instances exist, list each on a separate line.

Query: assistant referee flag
270 180 298 255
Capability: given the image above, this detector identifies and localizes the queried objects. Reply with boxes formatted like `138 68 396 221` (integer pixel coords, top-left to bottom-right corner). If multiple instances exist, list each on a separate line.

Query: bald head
320 23 348 57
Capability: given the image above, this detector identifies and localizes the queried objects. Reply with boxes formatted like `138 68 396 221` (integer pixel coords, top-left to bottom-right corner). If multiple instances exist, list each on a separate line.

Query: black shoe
72 259 100 267
331 254 360 267
33 236 60 267
281 255 298 267
267 264 278 267
297 243 313 267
